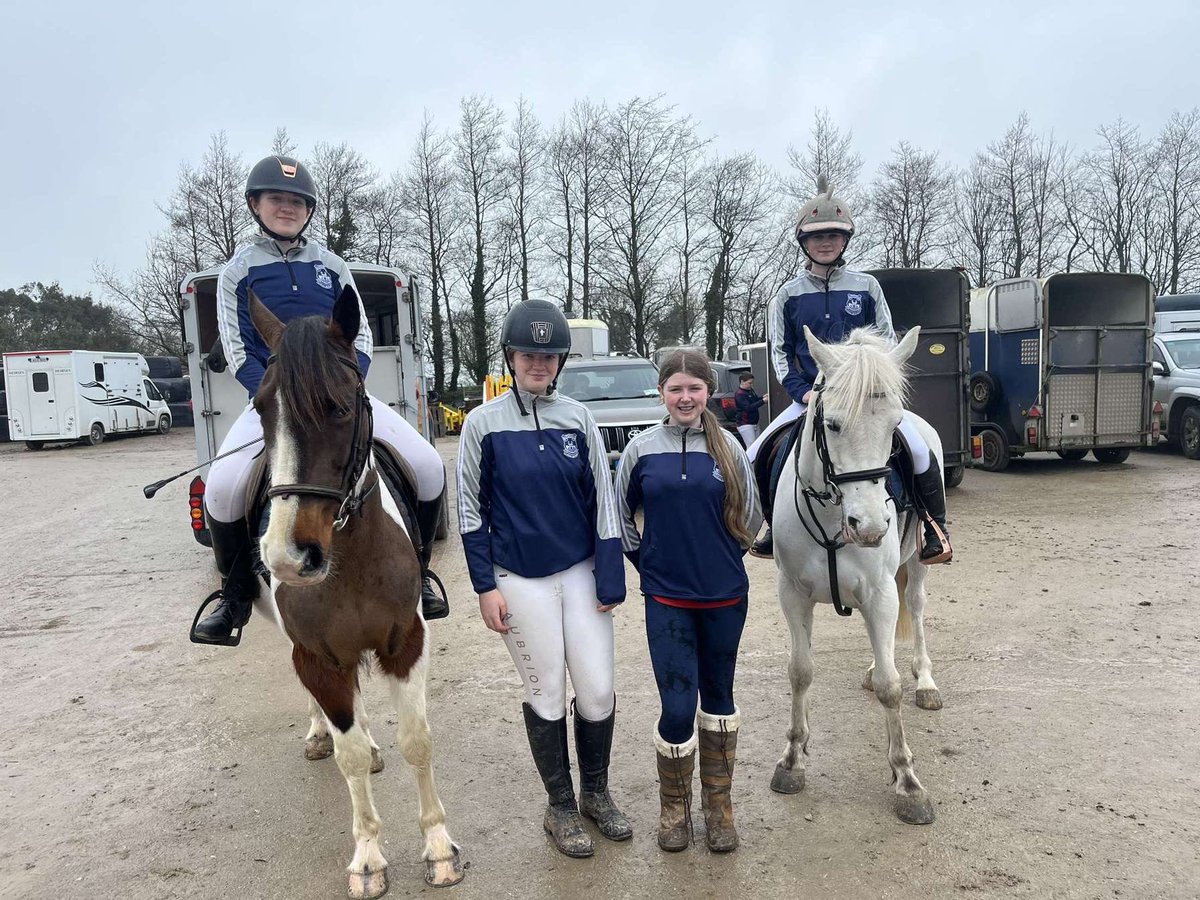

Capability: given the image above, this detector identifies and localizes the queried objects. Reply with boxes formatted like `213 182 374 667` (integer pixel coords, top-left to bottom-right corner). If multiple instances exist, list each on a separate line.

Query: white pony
769 325 941 825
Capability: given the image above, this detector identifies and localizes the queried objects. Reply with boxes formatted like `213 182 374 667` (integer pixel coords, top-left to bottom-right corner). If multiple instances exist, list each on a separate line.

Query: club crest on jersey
530 321 553 344
712 462 725 482
314 262 333 290
562 433 579 459
845 294 863 316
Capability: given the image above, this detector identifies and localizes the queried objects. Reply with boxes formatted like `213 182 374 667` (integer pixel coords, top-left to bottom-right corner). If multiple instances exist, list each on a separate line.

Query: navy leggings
645 596 748 744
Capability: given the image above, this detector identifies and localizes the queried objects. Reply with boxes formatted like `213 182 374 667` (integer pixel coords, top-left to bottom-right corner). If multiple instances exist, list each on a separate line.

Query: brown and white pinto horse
247 288 463 896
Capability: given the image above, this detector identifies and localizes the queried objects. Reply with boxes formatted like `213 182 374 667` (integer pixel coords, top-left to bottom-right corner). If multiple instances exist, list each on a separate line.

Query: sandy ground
1 429 1198 900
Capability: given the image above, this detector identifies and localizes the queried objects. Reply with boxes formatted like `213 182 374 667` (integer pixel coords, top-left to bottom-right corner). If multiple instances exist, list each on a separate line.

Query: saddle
244 440 424 558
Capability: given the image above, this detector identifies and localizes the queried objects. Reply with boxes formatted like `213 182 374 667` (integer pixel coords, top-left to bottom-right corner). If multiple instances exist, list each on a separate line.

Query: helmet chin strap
503 351 570 416
799 234 851 269
250 203 315 244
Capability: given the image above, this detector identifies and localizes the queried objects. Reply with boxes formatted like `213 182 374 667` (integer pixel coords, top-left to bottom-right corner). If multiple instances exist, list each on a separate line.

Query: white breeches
746 400 931 474
736 424 760 448
205 397 445 524
497 558 616 722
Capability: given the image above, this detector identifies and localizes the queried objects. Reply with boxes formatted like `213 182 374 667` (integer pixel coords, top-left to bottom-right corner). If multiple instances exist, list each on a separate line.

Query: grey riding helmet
500 299 572 401
795 174 855 265
245 155 317 240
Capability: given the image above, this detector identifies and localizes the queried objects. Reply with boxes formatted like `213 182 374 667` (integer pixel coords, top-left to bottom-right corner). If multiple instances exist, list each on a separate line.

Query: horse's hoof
305 733 334 760
370 747 385 774
915 688 943 710
425 845 466 887
862 668 875 691
895 792 936 825
770 764 805 795
347 864 388 899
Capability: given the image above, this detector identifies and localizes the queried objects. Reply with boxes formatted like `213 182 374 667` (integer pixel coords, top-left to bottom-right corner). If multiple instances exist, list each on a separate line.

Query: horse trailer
968 273 1157 471
180 263 439 544
2 350 172 450
1154 294 1200 334
869 268 972 487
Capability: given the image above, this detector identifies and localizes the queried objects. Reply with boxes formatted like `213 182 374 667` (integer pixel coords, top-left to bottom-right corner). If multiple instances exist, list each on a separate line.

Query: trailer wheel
978 430 1010 472
25 441 44 451
86 423 105 446
1057 449 1088 461
157 415 171 435
969 372 1000 413
944 465 965 489
1092 448 1130 464
1181 407 1200 460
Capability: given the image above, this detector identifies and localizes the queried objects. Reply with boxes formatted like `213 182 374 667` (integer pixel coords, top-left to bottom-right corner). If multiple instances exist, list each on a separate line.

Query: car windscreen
1165 338 1200 369
559 363 660 401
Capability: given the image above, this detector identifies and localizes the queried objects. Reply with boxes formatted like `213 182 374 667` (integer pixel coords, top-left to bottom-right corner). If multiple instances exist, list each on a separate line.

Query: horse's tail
894 564 912 643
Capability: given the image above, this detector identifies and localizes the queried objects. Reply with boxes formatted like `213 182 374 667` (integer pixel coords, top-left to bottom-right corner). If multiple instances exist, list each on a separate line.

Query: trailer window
32 372 49 392
94 363 105 382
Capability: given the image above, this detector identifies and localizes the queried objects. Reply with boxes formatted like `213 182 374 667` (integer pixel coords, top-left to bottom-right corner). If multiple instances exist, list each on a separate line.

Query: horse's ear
805 325 836 373
890 326 921 366
329 286 360 347
249 290 284 350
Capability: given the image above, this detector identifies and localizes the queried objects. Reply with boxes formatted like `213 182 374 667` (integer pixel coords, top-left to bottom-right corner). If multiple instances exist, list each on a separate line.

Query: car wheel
86 423 105 446
1181 406 1200 460
978 430 1009 472
1092 448 1130 464
1057 449 1087 461
25 441 44 451
944 464 965 488
157 415 171 435
969 372 1000 413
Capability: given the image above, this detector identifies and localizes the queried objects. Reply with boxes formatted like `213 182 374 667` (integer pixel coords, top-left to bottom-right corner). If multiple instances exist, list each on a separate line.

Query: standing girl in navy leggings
615 350 761 853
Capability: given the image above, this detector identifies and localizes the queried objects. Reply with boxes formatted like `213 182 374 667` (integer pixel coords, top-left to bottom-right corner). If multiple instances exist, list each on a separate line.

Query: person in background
733 371 764 448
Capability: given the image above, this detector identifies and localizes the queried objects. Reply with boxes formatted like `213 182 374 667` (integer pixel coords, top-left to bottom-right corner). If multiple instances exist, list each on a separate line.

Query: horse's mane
274 316 358 430
817 328 909 427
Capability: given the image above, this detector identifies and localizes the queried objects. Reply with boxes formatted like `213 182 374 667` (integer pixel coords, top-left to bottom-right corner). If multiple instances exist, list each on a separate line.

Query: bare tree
310 142 376 257
1152 109 1200 293
669 137 709 345
951 155 1003 287
1077 118 1153 273
360 172 406 267
595 96 695 356
271 127 297 157
871 141 954 268
505 97 545 303
402 113 461 392
454 96 509 383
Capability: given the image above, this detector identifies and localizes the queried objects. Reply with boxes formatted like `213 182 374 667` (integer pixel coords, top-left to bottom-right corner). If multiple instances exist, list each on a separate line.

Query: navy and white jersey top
615 423 762 602
456 388 626 605
768 266 895 405
217 234 373 397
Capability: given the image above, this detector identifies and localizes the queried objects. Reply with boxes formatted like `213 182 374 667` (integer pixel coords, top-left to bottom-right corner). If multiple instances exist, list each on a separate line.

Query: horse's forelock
818 328 909 426
275 316 357 431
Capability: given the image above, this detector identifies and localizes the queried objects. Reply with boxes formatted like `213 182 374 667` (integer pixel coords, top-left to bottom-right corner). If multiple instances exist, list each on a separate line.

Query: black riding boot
574 701 633 841
749 441 776 559
914 454 953 564
192 517 259 646
416 491 449 620
523 703 594 858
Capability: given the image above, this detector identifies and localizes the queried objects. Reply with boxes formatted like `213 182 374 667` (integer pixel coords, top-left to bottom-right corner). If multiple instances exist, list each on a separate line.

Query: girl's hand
597 603 619 613
802 390 813 404
478 589 511 633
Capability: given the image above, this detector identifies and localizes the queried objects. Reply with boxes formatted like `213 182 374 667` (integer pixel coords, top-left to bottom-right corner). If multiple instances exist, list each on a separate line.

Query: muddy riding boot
655 731 697 852
415 492 449 620
914 455 952 565
698 709 740 853
749 445 775 559
192 517 258 646
575 702 632 842
522 703 594 858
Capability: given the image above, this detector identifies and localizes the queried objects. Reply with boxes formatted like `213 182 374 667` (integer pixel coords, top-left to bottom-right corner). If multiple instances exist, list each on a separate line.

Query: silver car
1152 331 1200 459
559 356 665 464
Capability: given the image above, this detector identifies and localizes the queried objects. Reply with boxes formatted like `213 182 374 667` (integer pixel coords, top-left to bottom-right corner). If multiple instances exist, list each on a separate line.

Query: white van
3 350 172 450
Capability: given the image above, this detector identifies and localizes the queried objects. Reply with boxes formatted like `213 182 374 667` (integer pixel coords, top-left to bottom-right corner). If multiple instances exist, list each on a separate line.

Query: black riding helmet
245 155 318 242
500 299 572 415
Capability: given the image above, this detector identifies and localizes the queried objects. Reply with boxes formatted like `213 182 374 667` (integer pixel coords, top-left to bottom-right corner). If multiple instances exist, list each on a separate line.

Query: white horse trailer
2 350 172 450
180 263 436 544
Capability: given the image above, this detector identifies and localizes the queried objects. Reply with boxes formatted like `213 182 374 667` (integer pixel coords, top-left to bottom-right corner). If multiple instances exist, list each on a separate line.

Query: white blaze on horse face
827 403 897 546
259 393 307 582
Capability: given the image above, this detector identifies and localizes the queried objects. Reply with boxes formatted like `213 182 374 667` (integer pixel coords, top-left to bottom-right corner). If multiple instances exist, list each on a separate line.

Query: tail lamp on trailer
971 434 983 459
1025 405 1042 447
1152 401 1164 441
188 475 206 531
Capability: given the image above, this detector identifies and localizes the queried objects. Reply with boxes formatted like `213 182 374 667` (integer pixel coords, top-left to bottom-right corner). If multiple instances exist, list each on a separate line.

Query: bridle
264 353 377 531
792 381 893 617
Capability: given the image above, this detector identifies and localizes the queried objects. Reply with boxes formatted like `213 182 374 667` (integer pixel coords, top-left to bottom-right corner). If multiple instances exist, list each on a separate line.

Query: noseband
264 353 377 531
792 382 894 617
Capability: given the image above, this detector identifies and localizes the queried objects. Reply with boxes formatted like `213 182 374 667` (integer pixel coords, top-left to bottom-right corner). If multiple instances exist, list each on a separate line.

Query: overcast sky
2 0 1197 297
